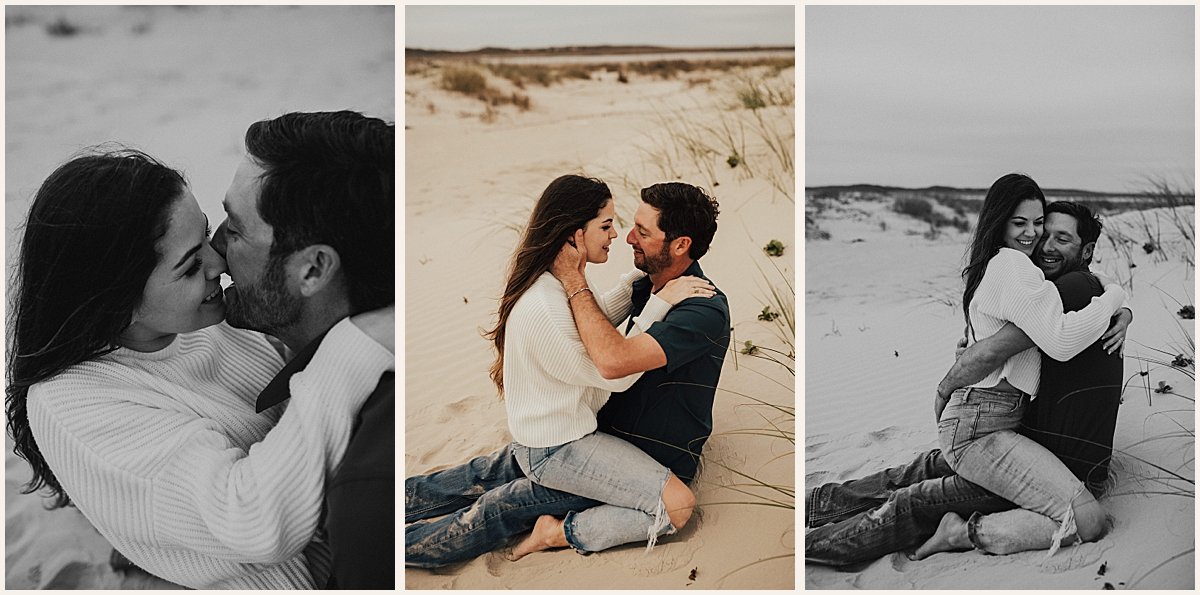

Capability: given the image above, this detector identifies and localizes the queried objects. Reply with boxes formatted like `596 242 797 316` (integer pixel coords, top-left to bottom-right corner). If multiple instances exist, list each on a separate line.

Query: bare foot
911 512 973 560
508 515 568 561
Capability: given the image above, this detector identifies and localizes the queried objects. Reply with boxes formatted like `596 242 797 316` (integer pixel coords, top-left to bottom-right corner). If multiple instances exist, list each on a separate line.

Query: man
212 110 395 588
405 182 729 566
806 201 1128 565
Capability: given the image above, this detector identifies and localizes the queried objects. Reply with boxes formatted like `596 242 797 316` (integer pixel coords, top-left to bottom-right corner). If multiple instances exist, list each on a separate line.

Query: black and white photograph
804 5 1194 589
5 5 395 589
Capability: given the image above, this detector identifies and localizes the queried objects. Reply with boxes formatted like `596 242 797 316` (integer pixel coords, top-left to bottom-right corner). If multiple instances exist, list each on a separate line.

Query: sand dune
804 196 1194 589
405 57 796 589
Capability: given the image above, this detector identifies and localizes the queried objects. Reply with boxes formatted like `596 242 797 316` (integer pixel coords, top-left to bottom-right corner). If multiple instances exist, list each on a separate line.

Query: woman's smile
201 284 224 305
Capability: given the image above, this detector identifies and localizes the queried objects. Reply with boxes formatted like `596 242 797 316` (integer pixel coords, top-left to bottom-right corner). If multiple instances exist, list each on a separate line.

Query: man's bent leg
807 449 956 528
405 477 598 568
806 473 1014 566
406 444 525 523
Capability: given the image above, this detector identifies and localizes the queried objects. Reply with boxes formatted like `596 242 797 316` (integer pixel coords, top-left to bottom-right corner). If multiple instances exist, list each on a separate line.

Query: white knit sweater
27 318 394 589
504 270 670 447
968 248 1125 397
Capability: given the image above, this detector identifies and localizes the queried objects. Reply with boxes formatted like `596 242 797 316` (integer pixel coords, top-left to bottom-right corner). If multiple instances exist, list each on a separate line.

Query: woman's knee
662 473 695 529
1072 492 1106 542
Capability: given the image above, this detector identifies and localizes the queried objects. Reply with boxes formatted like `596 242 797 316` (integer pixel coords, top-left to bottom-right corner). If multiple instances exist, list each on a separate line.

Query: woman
924 173 1128 558
484 175 713 559
6 149 392 588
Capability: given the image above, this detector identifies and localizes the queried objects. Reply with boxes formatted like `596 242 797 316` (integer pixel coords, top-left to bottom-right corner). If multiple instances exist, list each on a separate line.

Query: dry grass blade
716 553 796 587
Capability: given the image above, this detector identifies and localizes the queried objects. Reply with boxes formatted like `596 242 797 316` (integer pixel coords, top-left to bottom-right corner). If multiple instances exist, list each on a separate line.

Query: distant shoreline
406 44 794 58
807 183 1188 201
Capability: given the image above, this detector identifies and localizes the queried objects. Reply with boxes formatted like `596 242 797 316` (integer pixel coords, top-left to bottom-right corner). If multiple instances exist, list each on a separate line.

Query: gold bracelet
567 287 592 301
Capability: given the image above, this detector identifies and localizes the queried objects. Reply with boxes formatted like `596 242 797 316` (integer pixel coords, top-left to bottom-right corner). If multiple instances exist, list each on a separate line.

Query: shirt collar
255 332 328 413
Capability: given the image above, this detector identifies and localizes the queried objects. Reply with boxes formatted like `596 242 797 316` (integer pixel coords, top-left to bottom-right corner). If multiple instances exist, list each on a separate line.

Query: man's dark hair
640 182 720 260
245 111 394 314
1045 201 1102 249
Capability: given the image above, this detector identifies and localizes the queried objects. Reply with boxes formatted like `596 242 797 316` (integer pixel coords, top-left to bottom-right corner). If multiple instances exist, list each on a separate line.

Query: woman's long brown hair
484 175 612 397
961 173 1046 340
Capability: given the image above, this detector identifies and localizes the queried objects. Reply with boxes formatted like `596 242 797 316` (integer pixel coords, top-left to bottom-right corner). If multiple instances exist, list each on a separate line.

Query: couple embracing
406 176 732 565
808 173 1132 565
8 111 394 588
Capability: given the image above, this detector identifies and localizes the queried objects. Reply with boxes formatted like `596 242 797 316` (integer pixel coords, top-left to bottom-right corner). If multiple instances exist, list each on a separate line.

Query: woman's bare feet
508 515 569 561
911 512 973 560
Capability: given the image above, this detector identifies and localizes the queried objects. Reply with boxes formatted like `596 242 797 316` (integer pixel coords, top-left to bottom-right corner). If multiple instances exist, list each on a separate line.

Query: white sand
5 6 393 588
404 60 795 588
804 196 1194 589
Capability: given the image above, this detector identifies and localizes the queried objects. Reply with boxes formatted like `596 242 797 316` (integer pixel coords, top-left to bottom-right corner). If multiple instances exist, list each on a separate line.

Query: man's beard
225 255 302 335
634 241 673 275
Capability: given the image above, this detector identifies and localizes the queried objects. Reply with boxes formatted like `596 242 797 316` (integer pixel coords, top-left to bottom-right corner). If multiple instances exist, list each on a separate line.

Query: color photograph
405 4 795 589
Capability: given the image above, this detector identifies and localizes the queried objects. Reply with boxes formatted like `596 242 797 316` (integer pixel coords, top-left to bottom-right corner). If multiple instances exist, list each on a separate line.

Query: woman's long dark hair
961 173 1046 339
6 149 185 508
484 175 612 397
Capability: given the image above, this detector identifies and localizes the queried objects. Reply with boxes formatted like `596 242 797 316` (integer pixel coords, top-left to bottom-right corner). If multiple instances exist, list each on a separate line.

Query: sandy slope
804 197 1194 589
4 6 393 588
404 61 795 588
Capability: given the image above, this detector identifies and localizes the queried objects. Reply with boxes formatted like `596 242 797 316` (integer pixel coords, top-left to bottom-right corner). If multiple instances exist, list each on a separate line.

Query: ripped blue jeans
405 433 680 569
405 445 598 568
513 431 676 552
939 387 1091 555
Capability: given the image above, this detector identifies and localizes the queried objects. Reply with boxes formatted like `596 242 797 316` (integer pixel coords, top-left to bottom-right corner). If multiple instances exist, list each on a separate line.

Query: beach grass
440 65 488 95
639 81 793 201
1102 180 1194 587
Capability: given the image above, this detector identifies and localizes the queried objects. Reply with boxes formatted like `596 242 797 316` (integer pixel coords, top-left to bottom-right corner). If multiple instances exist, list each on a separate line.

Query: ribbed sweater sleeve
154 318 392 562
974 249 1126 361
27 319 392 588
505 273 662 447
629 294 671 337
593 268 644 326
519 289 642 394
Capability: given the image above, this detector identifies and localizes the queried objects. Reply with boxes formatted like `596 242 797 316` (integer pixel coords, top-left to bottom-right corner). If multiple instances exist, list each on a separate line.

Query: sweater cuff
1098 284 1126 314
642 294 673 323
289 317 395 412
628 294 671 337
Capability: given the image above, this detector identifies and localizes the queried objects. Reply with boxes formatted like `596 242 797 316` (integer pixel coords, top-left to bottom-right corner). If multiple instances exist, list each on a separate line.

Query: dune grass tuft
46 16 81 37
441 65 488 95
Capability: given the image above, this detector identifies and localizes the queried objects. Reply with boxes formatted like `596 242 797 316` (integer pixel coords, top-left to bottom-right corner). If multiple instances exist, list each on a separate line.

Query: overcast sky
806 5 1194 193
405 5 794 51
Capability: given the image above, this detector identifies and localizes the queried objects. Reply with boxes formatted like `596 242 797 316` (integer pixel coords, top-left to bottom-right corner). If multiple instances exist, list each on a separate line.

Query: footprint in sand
806 432 832 448
484 549 508 577
860 426 901 447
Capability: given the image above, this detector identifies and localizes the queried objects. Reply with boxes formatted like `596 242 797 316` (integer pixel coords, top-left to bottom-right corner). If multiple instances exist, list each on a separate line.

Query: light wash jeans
405 445 599 568
805 449 1016 566
513 431 677 552
939 387 1092 554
